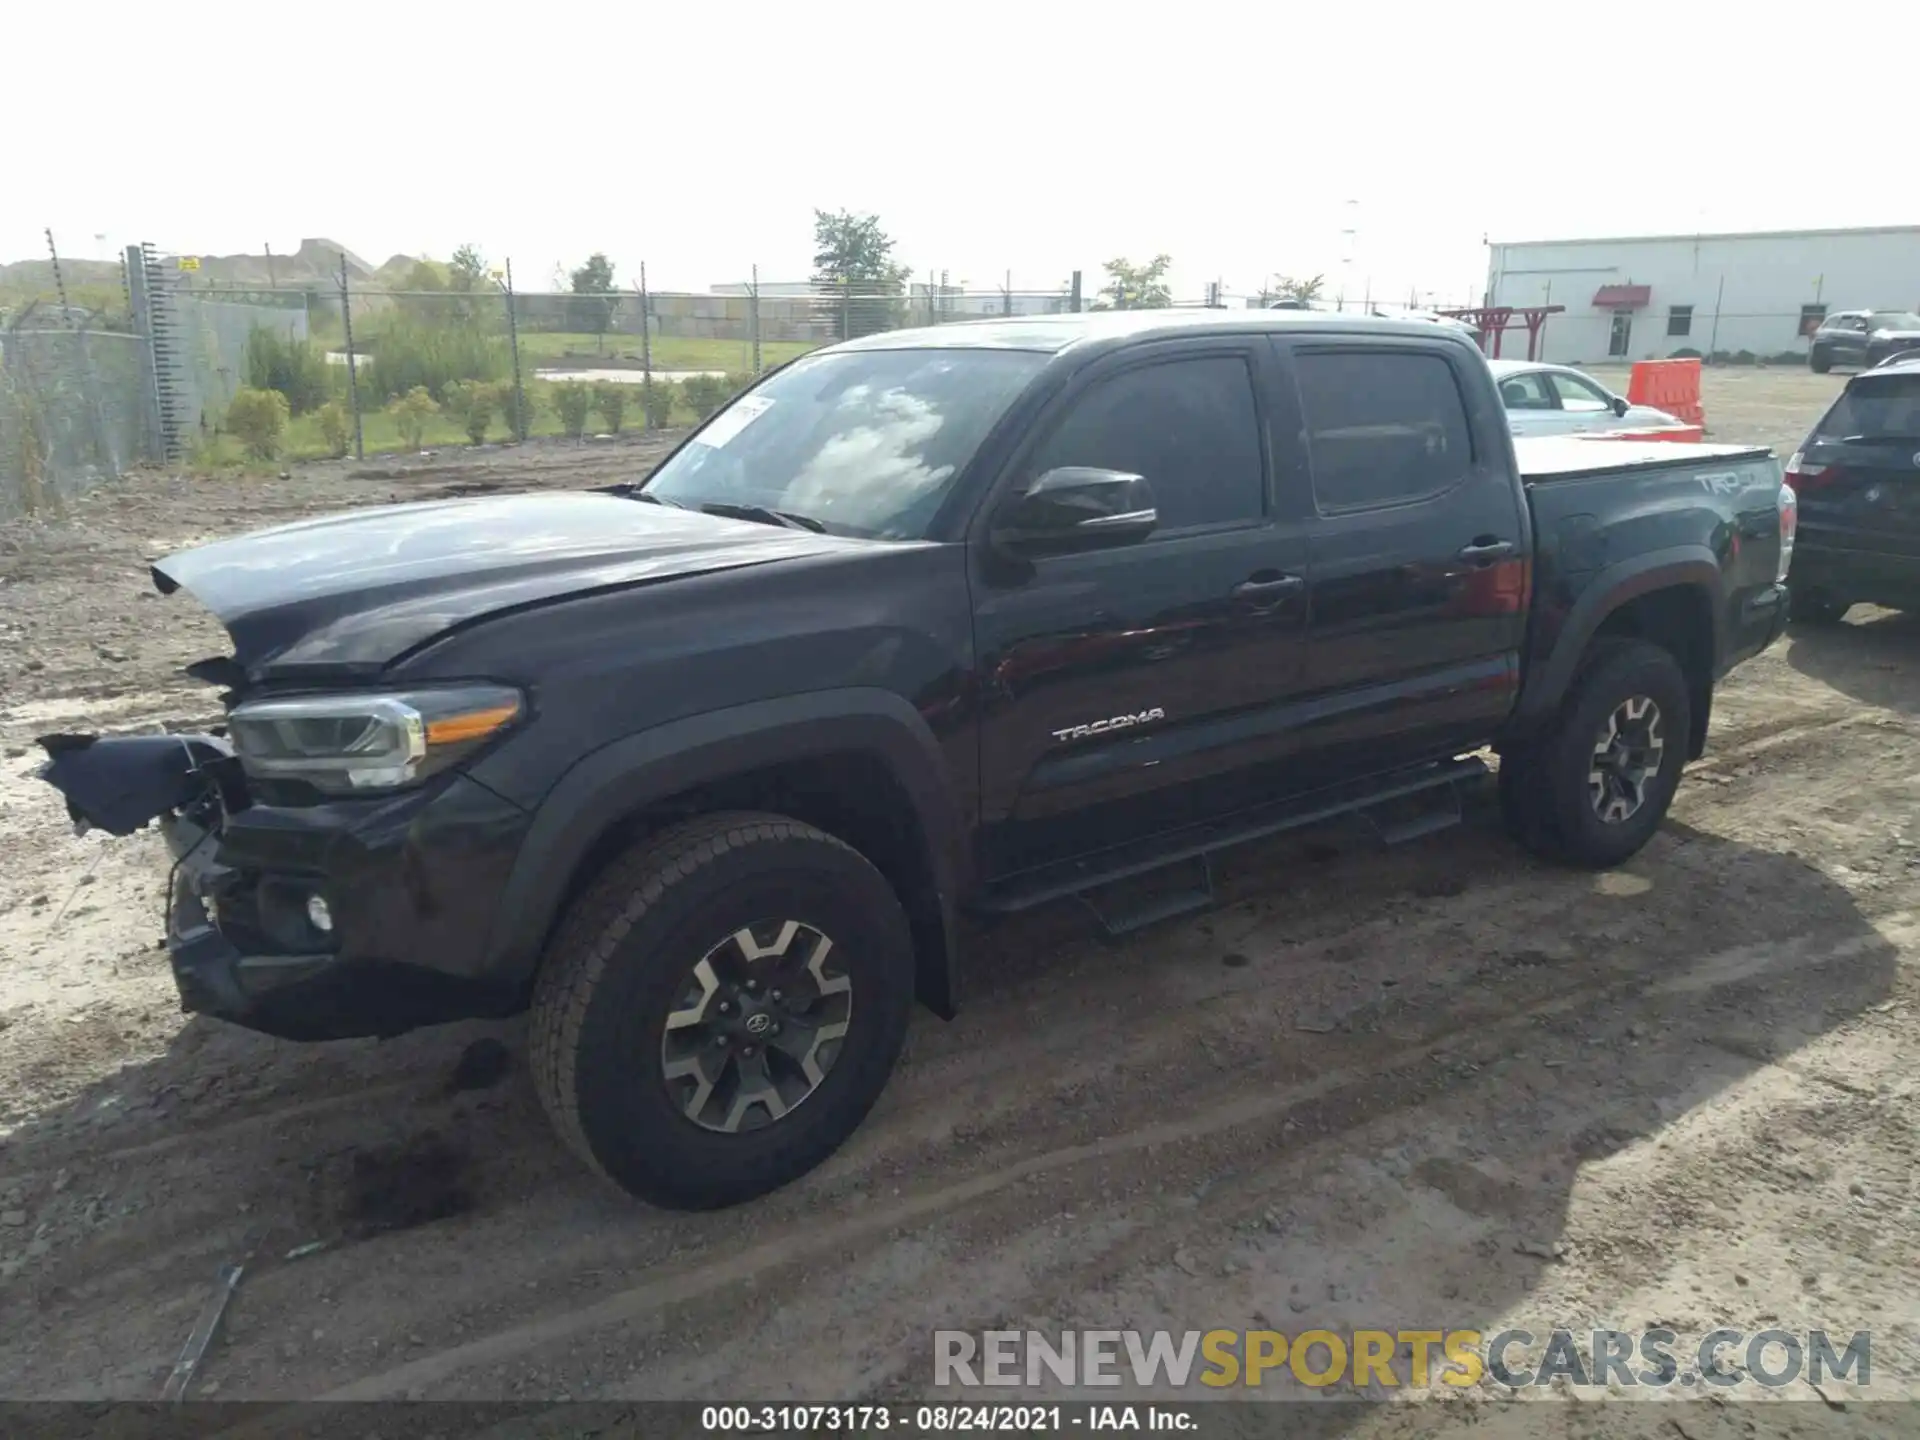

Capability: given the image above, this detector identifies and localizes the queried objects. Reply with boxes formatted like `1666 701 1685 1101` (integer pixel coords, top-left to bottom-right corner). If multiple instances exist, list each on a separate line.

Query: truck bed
1514 435 1775 483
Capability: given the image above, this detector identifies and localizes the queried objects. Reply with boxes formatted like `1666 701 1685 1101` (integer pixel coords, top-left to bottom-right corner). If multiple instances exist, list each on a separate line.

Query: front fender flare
483 688 968 1014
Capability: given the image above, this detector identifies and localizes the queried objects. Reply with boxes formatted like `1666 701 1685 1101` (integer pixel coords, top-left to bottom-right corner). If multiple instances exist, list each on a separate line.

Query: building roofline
1489 223 1920 249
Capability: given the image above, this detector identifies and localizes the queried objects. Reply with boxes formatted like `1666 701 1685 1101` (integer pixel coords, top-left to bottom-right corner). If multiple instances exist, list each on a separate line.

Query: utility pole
504 259 526 440
638 260 652 380
340 253 365 460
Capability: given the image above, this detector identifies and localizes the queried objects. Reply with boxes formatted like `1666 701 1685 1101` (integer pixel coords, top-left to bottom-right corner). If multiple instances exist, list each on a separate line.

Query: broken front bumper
42 733 535 1041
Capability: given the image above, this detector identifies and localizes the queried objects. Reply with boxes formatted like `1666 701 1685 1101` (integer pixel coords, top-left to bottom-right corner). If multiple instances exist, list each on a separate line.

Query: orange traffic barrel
1627 358 1704 427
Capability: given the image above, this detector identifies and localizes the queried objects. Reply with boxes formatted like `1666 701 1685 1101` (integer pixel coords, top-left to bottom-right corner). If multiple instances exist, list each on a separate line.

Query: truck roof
828 307 1468 355
1515 435 1775 480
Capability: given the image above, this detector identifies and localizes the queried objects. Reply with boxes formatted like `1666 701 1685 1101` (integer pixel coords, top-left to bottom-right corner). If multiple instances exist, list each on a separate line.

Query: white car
1490 359 1681 437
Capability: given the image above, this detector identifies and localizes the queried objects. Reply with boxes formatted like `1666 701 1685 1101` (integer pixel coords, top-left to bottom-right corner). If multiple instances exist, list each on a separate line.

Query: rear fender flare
1511 547 1722 737
484 688 968 1014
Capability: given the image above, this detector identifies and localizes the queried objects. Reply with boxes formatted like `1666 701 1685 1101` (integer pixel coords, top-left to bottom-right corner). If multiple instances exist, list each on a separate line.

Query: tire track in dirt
309 914 1913 1400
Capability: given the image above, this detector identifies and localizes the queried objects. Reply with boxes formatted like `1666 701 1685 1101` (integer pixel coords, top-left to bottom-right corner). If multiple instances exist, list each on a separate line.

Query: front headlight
228 685 523 795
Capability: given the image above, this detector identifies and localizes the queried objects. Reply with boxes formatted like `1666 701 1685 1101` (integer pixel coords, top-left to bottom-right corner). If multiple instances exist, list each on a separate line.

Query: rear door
1277 337 1529 781
1832 314 1871 367
1795 367 1920 557
1546 368 1621 432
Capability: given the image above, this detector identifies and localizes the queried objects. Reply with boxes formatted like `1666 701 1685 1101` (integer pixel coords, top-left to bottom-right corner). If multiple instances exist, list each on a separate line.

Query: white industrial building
1483 225 1920 366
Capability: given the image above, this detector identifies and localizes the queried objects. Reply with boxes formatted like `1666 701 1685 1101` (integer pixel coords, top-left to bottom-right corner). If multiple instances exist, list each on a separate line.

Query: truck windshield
1870 313 1920 331
638 347 1047 539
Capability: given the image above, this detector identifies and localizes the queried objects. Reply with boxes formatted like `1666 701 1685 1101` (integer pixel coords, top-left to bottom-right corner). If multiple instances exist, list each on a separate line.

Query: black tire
1809 348 1832 375
1496 744 1563 861
529 811 915 1210
1794 591 1852 626
1508 639 1690 870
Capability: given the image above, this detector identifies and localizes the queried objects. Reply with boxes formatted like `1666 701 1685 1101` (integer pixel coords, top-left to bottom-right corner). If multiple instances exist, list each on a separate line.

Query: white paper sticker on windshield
693 394 774 449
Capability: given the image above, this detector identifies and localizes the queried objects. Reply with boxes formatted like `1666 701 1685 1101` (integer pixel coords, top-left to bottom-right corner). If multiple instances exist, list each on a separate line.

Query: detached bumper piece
37 733 530 1042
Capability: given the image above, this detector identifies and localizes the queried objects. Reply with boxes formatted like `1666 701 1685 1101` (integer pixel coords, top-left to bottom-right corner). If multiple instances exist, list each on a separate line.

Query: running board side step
975 755 1489 924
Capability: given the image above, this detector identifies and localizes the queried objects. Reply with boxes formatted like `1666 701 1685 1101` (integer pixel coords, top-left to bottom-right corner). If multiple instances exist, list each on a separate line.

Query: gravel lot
1 369 1915 1433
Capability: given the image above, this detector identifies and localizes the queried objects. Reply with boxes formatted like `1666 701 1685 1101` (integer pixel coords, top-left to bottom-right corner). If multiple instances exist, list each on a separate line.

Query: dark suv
1808 310 1920 374
1788 353 1920 621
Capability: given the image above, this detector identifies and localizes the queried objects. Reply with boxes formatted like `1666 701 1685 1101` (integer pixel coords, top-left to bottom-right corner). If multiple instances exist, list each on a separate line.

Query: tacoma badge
1051 707 1166 743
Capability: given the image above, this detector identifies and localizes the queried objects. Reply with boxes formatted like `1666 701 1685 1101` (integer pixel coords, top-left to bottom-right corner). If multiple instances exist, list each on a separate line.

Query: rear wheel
1503 640 1689 869
530 811 915 1209
1794 591 1851 626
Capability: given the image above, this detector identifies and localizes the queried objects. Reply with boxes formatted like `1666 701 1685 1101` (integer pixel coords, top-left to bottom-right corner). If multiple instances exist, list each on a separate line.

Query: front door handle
1232 574 1304 603
1457 539 1515 564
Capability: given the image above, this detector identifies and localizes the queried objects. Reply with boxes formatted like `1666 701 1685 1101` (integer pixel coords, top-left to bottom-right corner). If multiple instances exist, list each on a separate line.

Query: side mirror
991 467 1157 557
1610 395 1630 417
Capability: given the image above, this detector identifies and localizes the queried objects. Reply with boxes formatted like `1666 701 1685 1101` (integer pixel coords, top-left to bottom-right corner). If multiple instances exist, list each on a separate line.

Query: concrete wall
1485 227 1920 365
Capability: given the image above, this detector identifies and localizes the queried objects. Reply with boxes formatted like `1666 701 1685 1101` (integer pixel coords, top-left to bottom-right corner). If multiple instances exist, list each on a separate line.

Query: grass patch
513 332 814 372
263 380 696 462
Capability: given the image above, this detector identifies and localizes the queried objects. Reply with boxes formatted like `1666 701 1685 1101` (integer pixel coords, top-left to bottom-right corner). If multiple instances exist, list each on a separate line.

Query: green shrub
225 386 290 461
553 382 593 440
362 318 508 405
593 383 628 434
724 371 759 400
1668 347 1703 360
682 373 730 421
388 385 440 450
316 400 352 458
641 378 678 430
499 381 537 441
245 326 331 416
448 381 496 445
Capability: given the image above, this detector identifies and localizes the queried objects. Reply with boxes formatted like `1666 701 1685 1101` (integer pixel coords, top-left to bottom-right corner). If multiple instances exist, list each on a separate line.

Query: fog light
306 893 334 934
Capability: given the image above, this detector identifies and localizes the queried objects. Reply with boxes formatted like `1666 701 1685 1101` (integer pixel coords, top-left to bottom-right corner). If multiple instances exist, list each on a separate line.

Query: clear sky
14 0 1913 303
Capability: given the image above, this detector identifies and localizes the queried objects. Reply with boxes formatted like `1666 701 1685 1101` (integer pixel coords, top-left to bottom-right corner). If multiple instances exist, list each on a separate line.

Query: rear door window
1293 350 1474 510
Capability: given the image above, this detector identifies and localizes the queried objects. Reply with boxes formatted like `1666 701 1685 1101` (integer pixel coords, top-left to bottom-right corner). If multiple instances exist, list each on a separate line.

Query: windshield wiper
697 501 826 533
630 489 686 508
1835 433 1920 444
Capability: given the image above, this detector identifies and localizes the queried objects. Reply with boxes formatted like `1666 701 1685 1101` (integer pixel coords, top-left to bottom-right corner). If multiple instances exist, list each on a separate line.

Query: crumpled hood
153 491 863 677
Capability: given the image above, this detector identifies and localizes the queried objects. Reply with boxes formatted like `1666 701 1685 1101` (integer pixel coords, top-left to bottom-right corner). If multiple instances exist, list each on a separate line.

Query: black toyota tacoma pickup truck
39 310 1796 1209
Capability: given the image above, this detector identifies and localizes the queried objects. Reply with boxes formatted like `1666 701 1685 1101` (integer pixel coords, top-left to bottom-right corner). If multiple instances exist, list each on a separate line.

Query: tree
1097 255 1173 311
568 253 620 351
1269 273 1325 305
811 209 910 340
444 244 489 325
448 244 488 292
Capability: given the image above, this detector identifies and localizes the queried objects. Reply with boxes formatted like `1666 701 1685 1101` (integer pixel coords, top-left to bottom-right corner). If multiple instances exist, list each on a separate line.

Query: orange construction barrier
1627 358 1704 428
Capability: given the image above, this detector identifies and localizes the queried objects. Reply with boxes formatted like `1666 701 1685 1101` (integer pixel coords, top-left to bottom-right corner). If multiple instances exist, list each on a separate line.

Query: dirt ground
2 371 1916 1432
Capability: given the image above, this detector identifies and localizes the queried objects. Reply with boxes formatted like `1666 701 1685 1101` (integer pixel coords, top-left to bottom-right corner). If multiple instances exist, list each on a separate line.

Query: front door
970 342 1313 879
1608 311 1633 357
1279 338 1529 783
1548 368 1619 432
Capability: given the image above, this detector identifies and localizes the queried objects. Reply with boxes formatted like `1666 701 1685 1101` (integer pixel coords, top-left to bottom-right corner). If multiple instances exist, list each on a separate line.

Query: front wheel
1504 639 1690 869
530 812 915 1209
1809 347 1833 374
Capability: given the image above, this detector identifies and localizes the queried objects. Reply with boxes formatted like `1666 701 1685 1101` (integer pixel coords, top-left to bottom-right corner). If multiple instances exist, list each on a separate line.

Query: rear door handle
1457 539 1515 563
1232 574 1304 602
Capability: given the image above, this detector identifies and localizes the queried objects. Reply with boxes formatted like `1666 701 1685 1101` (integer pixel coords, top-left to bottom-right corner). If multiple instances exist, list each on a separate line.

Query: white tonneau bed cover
1514 435 1775 482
